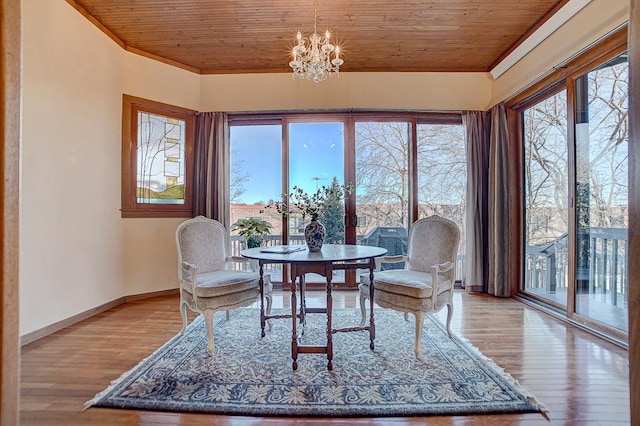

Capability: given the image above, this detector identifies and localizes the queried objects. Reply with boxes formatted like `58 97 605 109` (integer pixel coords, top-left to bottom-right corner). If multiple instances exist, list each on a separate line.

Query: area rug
85 308 546 417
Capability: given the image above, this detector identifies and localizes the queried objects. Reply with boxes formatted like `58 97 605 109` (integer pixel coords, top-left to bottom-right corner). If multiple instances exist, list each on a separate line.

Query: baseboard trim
20 297 126 346
20 288 180 346
124 288 179 302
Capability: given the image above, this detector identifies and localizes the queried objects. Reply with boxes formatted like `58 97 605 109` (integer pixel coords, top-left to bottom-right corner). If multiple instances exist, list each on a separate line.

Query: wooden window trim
121 94 197 218
506 26 628 110
228 110 462 125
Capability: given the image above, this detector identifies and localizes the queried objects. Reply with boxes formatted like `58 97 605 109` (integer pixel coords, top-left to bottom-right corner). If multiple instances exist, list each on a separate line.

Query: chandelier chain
313 0 317 35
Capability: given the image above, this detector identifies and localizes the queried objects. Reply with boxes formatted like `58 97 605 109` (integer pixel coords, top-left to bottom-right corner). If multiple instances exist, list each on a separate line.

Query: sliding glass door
288 121 346 245
573 53 629 333
288 121 347 283
354 121 409 266
229 123 284 278
522 89 569 308
520 50 629 338
228 113 465 287
416 122 466 280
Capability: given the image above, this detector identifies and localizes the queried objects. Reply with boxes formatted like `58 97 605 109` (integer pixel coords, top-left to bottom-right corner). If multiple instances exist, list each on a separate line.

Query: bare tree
355 121 466 236
416 124 466 224
523 91 569 243
355 122 410 229
524 59 628 244
230 153 250 204
582 63 629 228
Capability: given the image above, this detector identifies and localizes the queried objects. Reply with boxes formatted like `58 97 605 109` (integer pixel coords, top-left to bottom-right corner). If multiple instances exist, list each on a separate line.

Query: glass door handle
344 214 358 227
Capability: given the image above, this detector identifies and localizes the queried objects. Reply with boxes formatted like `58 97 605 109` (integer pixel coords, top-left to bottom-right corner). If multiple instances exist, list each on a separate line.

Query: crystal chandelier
289 0 343 83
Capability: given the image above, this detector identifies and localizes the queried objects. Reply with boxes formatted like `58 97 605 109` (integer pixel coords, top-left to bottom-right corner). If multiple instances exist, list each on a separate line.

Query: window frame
506 26 629 343
121 94 197 218
227 111 466 286
227 110 462 226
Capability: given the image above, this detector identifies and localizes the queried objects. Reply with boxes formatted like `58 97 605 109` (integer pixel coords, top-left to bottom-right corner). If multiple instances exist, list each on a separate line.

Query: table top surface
241 244 387 263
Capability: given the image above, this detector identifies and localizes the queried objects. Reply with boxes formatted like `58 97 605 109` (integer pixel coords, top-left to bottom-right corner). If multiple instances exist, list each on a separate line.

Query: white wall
20 0 630 336
120 53 200 297
20 0 199 335
200 72 492 111
21 0 124 335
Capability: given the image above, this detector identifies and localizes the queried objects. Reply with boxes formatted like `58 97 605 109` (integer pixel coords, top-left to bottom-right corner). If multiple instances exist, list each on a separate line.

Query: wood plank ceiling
67 0 568 74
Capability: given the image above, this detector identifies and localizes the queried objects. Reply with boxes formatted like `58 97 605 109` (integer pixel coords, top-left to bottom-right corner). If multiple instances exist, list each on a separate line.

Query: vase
304 219 326 252
245 235 264 249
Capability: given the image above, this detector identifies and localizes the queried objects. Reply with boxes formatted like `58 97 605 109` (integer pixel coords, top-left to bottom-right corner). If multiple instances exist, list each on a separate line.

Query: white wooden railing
524 227 628 308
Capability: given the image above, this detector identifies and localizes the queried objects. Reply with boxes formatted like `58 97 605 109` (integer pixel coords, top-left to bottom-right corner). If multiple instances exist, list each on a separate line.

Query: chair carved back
177 216 229 276
406 215 460 277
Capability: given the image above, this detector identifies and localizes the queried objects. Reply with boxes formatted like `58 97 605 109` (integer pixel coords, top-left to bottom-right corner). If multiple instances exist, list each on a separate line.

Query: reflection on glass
574 54 628 332
523 90 569 307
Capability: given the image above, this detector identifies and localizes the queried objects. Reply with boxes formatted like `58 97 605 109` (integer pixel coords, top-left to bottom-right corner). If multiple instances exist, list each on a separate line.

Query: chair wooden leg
204 310 215 355
445 303 453 338
413 312 426 358
179 301 188 335
359 288 368 327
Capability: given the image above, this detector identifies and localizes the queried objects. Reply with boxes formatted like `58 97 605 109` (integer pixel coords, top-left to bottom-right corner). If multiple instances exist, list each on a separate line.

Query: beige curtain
462 103 512 296
193 112 230 227
488 103 512 297
462 111 490 293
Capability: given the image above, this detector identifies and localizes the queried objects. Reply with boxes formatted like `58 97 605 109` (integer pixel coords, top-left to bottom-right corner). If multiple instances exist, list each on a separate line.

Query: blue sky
230 122 344 204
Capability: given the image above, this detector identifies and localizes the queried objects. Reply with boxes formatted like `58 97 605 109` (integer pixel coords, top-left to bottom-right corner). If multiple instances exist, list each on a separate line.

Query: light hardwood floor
20 290 630 425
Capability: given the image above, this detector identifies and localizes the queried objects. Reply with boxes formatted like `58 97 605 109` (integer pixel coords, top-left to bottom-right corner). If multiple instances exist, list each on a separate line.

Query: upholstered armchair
175 216 273 355
359 215 460 357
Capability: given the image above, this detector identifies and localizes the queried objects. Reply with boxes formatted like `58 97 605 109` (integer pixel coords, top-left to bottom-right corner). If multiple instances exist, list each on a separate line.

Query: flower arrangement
231 218 272 248
268 181 353 221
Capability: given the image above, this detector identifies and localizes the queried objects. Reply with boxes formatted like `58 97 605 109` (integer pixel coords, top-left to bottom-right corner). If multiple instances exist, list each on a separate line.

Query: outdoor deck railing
524 227 628 308
230 228 627 312
230 235 466 282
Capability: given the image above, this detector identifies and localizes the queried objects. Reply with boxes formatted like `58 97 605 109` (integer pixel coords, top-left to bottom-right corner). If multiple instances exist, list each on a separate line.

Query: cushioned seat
184 270 265 297
362 269 453 298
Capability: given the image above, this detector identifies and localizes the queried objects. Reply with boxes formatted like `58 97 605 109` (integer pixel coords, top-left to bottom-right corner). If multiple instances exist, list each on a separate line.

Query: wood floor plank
20 290 629 425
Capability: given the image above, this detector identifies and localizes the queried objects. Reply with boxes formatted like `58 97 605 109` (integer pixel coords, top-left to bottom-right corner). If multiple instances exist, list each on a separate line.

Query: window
227 112 465 285
522 88 569 308
121 95 196 217
573 53 629 332
416 122 466 275
509 28 628 341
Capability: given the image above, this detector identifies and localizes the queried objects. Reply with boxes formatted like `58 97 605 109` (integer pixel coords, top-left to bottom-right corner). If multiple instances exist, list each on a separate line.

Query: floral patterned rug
86 308 545 417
